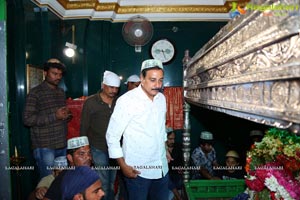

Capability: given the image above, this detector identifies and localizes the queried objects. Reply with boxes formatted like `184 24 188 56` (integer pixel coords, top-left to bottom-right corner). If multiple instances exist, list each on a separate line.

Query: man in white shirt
106 59 170 200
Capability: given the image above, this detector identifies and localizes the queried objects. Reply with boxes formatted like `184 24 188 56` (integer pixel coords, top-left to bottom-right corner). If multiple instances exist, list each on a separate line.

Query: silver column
182 50 191 182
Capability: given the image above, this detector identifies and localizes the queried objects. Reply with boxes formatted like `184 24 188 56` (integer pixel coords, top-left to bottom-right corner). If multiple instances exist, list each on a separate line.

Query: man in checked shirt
23 58 72 180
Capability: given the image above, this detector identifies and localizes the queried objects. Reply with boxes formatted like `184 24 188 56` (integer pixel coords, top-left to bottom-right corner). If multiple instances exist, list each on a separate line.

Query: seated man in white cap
61 166 105 200
43 136 92 200
80 70 121 200
215 150 245 180
191 131 220 180
125 74 141 91
28 156 68 200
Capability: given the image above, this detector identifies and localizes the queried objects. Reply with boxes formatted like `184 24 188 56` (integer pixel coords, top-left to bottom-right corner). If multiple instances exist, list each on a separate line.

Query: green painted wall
25 19 225 98
0 0 5 20
7 1 36 199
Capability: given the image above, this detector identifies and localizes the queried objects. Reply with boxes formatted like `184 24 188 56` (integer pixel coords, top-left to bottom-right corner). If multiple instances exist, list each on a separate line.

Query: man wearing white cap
43 136 92 200
106 59 170 200
80 70 120 200
125 74 141 91
191 131 220 180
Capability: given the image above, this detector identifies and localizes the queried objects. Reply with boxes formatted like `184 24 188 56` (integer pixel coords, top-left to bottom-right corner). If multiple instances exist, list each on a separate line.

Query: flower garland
245 128 300 200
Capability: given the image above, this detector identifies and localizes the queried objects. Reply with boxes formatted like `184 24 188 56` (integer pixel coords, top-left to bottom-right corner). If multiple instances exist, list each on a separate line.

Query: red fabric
66 87 184 139
163 87 184 130
66 99 85 139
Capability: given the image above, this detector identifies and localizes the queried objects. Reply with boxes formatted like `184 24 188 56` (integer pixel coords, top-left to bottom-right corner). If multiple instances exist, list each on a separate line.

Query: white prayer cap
125 75 140 84
102 70 121 87
166 127 174 133
226 150 240 159
200 131 213 140
53 156 68 168
67 136 89 150
141 59 163 71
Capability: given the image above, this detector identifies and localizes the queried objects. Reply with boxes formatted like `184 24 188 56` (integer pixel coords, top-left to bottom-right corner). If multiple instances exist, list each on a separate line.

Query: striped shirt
23 81 67 149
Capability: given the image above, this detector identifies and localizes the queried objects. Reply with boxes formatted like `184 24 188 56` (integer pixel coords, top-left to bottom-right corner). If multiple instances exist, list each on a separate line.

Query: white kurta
106 85 168 179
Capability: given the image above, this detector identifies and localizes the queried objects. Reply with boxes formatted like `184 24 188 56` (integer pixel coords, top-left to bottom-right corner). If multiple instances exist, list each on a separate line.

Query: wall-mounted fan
122 15 153 52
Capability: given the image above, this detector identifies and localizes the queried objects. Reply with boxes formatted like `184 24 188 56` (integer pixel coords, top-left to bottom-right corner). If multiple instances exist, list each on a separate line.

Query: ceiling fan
122 15 153 52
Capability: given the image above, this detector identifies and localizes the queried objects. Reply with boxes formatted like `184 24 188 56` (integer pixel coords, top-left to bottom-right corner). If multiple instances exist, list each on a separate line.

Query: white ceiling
31 0 249 22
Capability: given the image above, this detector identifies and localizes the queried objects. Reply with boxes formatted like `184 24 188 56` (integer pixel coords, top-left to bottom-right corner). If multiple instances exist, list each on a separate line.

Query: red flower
270 191 276 200
245 171 265 191
276 154 300 173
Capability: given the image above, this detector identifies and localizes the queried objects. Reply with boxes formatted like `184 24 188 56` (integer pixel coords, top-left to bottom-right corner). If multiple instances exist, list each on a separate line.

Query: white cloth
103 70 120 87
36 174 55 188
67 136 89 149
125 75 140 84
106 85 168 179
141 59 163 71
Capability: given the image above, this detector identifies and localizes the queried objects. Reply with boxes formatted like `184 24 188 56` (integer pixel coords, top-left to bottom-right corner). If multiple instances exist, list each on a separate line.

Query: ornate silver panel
184 0 300 132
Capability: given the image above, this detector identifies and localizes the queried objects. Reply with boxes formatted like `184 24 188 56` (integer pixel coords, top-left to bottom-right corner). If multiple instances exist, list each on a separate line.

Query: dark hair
199 139 214 146
43 62 66 72
67 148 79 156
141 66 164 78
167 131 174 137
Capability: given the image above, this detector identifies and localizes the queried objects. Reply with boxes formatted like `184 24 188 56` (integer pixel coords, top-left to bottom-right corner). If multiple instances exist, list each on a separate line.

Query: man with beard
80 70 120 200
43 136 93 200
106 59 171 200
61 166 105 200
23 58 72 179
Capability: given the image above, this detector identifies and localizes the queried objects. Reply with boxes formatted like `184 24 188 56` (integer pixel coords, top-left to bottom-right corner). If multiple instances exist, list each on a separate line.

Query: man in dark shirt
23 58 72 179
166 127 184 200
80 70 120 200
43 136 92 200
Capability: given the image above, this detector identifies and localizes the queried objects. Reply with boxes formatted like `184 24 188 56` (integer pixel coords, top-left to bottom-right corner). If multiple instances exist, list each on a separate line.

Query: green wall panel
7 0 37 199
0 0 5 20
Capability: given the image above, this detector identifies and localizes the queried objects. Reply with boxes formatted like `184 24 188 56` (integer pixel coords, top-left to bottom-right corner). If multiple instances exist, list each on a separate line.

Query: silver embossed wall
183 0 300 133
